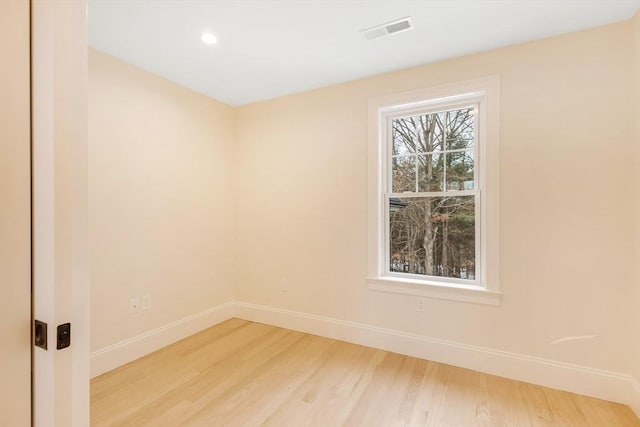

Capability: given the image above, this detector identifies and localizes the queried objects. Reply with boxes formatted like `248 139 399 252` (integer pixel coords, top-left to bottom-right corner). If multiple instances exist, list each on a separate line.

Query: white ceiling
88 0 640 106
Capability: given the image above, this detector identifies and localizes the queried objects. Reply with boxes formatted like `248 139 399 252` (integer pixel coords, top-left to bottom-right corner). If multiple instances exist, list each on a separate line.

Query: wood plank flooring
91 319 640 426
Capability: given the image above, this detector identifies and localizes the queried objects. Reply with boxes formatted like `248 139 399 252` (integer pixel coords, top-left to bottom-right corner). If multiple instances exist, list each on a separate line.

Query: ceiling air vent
361 17 413 40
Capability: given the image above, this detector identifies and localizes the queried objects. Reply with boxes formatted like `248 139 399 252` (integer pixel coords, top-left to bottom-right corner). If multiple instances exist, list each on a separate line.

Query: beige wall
0 1 32 425
89 17 640 384
89 50 235 351
234 21 637 374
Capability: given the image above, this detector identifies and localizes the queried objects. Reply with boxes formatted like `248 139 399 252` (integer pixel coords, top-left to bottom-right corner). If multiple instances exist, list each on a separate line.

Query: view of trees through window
388 106 476 280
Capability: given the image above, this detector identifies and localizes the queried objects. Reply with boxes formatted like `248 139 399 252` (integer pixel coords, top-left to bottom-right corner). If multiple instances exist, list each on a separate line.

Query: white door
0 1 90 425
0 0 32 425
31 0 90 425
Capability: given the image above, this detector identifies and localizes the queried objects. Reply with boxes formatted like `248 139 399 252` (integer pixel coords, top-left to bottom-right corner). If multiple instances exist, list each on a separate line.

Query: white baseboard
89 299 640 416
90 301 235 378
631 378 640 419
233 301 640 410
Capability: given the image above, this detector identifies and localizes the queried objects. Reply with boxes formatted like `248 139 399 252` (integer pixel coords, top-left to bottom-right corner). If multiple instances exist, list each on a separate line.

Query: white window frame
367 76 501 306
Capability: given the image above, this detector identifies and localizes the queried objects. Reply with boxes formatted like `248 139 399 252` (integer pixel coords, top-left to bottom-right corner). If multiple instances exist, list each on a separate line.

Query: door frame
31 0 89 425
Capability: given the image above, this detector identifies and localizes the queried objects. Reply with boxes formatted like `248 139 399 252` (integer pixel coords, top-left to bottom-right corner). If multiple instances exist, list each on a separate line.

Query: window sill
367 276 502 306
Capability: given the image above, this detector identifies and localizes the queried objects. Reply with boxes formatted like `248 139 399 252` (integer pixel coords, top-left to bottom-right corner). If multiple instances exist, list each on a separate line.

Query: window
367 77 501 305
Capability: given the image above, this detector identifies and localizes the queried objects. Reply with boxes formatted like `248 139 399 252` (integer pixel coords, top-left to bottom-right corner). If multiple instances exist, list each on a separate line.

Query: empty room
2 0 640 425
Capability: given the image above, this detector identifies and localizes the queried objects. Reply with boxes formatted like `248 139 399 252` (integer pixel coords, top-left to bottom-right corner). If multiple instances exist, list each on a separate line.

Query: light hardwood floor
91 319 640 426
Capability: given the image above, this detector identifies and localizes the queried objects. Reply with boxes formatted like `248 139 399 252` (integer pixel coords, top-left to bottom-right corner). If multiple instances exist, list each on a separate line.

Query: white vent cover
360 17 413 40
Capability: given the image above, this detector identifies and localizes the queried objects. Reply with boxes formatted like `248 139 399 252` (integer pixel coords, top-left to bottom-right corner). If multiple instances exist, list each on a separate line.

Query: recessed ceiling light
201 32 217 45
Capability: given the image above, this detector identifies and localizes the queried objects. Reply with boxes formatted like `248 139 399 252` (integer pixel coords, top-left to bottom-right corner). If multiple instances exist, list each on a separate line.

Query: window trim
367 76 501 306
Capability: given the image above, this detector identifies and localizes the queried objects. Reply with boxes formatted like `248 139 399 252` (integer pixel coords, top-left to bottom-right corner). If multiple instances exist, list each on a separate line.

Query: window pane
392 127 413 156
417 153 443 192
445 107 474 150
392 113 444 155
389 196 475 279
392 155 415 192
446 150 474 191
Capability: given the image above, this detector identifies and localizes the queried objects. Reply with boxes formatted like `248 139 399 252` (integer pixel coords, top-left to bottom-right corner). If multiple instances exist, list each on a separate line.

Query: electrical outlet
280 278 289 292
416 298 426 313
142 295 151 311
130 297 140 313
